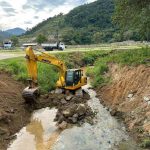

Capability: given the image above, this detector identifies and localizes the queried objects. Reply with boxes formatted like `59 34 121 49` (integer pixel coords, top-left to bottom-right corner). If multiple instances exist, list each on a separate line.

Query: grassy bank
0 47 149 92
55 50 111 68
1 47 148 91
87 47 150 87
0 57 58 93
0 49 111 92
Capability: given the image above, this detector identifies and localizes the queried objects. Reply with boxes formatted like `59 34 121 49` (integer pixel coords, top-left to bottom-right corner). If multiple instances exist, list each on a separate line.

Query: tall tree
36 34 47 44
113 0 150 40
11 35 19 46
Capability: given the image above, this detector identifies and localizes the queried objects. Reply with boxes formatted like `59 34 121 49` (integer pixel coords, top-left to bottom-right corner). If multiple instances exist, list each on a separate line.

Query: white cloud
87 0 96 3
0 0 96 30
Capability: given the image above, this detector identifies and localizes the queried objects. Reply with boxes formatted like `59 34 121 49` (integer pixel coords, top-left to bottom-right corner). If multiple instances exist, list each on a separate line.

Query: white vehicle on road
41 42 65 51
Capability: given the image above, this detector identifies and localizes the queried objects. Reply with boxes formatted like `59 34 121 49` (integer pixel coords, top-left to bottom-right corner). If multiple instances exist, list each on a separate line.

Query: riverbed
7 85 140 150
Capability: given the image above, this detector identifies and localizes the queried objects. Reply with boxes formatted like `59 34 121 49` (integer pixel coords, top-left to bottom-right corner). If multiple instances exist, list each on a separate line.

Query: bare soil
1 64 149 149
0 72 32 150
0 72 92 150
97 64 150 144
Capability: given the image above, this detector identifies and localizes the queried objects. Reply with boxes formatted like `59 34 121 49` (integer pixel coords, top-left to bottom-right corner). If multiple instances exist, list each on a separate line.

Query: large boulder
76 104 86 116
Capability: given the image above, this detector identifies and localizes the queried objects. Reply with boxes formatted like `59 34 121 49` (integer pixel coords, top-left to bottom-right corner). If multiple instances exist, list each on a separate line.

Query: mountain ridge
5 27 26 36
0 27 26 41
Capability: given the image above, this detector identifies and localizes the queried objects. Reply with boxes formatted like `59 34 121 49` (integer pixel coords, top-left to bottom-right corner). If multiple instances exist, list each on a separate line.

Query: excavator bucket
22 87 40 103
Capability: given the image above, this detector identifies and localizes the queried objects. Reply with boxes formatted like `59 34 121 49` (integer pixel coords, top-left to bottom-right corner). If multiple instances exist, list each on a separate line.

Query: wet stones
76 104 86 116
55 103 93 126
39 93 93 127
65 95 73 101
60 99 67 104
58 121 68 130
110 108 124 119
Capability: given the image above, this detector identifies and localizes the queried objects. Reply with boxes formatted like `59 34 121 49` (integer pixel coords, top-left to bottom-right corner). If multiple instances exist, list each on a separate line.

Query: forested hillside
63 0 115 44
23 0 144 44
114 0 150 41
23 0 116 44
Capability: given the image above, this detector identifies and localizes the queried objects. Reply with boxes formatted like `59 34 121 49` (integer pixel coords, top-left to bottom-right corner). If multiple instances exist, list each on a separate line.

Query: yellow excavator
22 46 87 102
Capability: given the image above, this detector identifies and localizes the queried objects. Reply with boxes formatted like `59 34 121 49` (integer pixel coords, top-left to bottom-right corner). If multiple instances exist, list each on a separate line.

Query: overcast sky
0 0 96 30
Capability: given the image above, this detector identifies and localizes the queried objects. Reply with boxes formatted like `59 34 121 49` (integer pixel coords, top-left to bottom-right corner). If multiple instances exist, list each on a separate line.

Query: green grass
0 57 28 81
0 47 149 92
3 50 110 91
140 138 150 148
55 50 111 68
0 57 58 93
89 47 150 87
0 49 109 93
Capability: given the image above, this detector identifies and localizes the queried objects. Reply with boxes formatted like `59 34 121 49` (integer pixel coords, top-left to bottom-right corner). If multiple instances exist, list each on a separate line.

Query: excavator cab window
66 71 74 86
66 70 81 86
74 70 81 84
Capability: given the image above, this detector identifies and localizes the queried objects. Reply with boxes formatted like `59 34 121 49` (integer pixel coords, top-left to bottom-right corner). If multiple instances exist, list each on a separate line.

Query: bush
92 75 105 87
140 139 150 148
86 67 94 77
82 50 110 65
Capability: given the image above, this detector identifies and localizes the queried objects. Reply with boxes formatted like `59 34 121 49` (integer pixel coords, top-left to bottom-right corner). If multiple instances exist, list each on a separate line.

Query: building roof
22 43 37 46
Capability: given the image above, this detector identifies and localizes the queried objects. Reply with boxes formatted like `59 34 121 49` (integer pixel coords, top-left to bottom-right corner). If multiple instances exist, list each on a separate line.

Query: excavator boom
22 46 87 102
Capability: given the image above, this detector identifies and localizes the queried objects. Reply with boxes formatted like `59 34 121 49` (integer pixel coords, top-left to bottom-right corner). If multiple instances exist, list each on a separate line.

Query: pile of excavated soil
0 72 32 150
97 64 150 144
39 93 94 129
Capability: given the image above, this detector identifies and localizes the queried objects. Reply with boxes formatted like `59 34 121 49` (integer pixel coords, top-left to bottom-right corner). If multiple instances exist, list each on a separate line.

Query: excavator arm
22 46 67 102
36 53 66 87
22 46 87 102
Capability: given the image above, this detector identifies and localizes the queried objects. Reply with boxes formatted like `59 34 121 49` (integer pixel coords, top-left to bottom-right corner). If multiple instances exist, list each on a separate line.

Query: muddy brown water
7 108 60 150
7 85 141 150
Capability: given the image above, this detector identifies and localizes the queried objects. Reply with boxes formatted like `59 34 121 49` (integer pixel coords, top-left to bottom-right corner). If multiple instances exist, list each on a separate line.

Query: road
0 53 24 60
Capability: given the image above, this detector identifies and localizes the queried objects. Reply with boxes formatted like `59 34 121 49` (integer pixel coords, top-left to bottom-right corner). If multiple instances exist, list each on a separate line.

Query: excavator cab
66 69 83 86
65 69 87 91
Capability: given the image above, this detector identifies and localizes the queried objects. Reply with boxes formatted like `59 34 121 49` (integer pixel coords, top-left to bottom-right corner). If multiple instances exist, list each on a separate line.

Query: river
7 85 140 150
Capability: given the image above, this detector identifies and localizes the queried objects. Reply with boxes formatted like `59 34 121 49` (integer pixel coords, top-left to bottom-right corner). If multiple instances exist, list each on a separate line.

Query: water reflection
27 119 45 150
8 108 61 150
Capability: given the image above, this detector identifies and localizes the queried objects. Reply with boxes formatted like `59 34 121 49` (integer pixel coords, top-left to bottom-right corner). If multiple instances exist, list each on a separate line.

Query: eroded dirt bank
97 64 150 147
0 72 32 150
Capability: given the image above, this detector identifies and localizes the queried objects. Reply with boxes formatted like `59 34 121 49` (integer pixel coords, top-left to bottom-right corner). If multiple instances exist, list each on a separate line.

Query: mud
7 108 60 150
0 72 92 149
51 85 132 150
97 64 150 146
0 72 32 150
